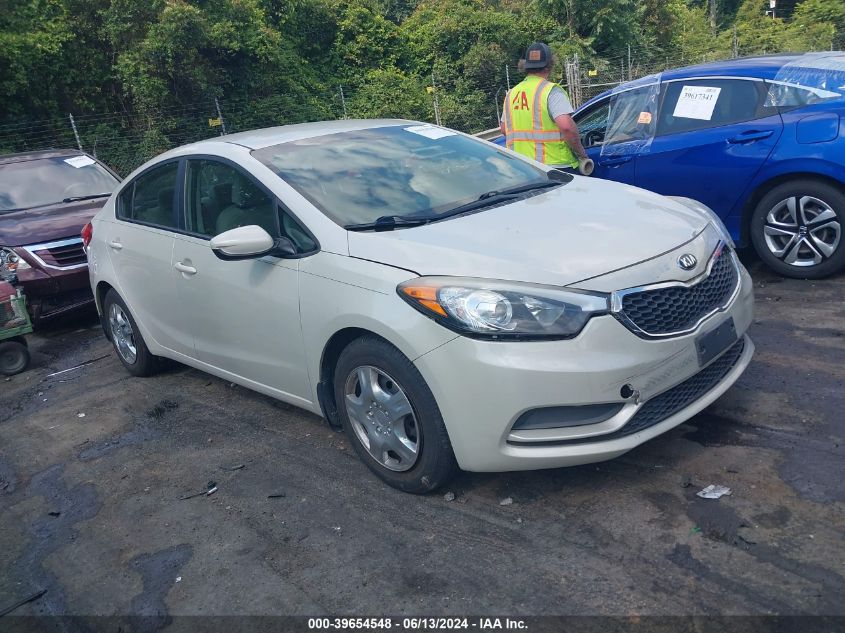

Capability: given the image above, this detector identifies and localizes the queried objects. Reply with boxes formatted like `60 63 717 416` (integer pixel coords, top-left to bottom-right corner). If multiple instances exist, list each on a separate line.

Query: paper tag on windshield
64 156 96 169
673 86 721 120
404 124 456 140
637 111 652 125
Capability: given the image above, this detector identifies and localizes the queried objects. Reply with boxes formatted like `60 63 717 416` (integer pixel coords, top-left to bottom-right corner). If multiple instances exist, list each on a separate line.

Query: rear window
0 156 118 213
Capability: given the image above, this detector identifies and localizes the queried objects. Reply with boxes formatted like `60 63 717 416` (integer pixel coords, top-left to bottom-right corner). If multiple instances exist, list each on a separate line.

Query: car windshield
252 125 549 226
0 156 118 213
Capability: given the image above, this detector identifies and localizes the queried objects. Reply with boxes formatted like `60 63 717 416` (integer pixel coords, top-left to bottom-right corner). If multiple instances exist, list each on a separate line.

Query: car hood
347 178 709 287
0 199 104 246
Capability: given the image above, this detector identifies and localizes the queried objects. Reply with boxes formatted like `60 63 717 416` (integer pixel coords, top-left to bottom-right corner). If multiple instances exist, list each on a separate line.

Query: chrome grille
615 246 738 337
24 238 88 270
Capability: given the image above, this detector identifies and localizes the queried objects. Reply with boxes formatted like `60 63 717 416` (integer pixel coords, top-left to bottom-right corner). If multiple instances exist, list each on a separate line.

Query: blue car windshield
252 125 548 226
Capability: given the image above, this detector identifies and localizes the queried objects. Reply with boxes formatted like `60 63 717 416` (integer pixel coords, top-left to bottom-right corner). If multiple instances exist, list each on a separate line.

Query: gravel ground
1 256 843 621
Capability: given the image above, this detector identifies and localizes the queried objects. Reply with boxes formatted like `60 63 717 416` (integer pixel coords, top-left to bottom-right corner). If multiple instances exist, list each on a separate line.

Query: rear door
635 78 783 218
106 160 186 353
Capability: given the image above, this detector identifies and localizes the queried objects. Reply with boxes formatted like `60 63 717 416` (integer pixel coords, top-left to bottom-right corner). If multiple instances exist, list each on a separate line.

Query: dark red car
0 150 120 323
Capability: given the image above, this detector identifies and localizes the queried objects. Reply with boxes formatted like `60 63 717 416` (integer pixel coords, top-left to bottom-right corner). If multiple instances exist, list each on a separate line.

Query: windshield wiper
436 181 563 221
345 215 432 232
62 193 112 203
477 180 562 200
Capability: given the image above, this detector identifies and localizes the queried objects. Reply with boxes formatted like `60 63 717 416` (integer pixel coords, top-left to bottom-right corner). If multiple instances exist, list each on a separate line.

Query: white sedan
84 120 754 493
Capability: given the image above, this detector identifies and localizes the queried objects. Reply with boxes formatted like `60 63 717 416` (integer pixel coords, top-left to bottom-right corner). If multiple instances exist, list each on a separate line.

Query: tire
750 179 845 279
103 289 160 377
333 336 459 493
0 339 30 375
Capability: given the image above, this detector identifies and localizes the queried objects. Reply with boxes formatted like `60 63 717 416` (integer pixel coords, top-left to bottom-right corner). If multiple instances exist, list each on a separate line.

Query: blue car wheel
751 179 845 279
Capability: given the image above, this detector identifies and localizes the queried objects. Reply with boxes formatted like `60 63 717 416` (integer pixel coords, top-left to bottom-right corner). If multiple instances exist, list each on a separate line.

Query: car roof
0 149 86 166
185 118 415 151
578 52 843 110
660 53 804 81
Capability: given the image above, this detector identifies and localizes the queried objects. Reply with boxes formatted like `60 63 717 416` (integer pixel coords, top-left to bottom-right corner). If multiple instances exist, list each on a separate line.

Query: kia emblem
678 254 698 270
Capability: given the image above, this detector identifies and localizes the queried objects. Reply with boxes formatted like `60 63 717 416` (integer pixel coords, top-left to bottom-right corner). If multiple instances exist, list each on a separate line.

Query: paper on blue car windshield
600 73 661 158
767 52 845 107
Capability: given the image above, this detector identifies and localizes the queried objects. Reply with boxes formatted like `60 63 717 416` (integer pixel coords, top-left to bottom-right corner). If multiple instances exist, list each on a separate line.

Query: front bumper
16 265 94 322
414 264 754 472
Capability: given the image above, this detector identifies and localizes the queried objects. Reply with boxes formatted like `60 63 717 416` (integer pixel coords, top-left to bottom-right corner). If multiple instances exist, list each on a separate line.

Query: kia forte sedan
85 120 754 493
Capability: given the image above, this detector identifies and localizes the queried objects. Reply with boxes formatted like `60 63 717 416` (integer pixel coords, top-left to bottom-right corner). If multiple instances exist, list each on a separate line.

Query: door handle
108 240 123 251
598 155 633 167
174 261 197 275
727 130 773 144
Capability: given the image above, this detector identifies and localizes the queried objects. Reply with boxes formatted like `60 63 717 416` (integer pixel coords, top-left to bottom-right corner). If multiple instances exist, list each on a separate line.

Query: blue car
500 53 845 278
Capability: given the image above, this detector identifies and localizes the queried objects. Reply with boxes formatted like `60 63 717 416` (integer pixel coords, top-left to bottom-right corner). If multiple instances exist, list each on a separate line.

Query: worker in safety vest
501 42 588 172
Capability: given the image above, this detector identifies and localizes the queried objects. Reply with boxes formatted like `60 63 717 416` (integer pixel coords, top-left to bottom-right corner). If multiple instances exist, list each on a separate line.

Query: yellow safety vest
503 75 578 168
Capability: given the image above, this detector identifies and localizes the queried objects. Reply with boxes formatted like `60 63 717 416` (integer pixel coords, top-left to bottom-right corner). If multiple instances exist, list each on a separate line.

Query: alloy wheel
344 365 420 472
109 303 137 364
763 196 841 267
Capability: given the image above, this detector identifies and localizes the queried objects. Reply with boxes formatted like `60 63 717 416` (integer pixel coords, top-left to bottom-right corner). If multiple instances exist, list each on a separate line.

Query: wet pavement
1 256 843 621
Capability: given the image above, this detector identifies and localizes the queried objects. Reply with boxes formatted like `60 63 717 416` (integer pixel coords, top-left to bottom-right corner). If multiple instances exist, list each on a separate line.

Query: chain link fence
0 47 836 176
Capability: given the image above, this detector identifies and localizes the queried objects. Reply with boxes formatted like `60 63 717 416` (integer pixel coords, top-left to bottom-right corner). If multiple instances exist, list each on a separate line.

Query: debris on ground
48 511 61 517
221 464 245 471
176 576 182 583
180 481 218 500
45 355 108 378
77 413 86 418
268 492 286 499
443 492 455 502
681 474 694 488
689 526 702 536
499 497 514 506
697 484 732 499
0 589 47 617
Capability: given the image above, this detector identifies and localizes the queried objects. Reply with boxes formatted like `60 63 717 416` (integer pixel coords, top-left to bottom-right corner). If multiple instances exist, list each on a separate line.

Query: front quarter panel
298 252 458 406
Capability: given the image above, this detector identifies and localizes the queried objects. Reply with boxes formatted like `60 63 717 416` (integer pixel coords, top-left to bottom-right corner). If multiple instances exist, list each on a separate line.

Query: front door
171 158 311 403
635 78 783 218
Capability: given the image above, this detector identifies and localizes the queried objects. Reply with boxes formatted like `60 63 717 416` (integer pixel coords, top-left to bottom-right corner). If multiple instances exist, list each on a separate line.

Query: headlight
667 196 734 248
398 277 609 340
0 247 31 279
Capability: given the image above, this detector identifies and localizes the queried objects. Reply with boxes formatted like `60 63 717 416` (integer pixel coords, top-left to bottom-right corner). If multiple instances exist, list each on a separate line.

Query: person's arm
547 86 587 160
554 114 588 160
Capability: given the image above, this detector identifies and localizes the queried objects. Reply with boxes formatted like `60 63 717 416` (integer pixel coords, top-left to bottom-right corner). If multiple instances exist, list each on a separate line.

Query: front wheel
750 180 845 279
0 339 30 375
333 336 459 493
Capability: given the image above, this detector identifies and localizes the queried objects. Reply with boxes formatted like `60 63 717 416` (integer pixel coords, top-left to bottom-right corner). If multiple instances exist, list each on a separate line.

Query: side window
657 79 764 136
603 87 657 147
186 160 278 238
185 159 317 254
574 100 610 148
764 81 837 113
116 161 179 228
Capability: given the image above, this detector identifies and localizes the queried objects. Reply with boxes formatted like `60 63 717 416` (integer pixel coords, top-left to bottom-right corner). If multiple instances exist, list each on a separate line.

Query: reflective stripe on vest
502 76 578 168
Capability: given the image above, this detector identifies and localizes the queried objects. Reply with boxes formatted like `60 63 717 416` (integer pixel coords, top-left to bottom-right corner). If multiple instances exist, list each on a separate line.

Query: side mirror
210 225 297 261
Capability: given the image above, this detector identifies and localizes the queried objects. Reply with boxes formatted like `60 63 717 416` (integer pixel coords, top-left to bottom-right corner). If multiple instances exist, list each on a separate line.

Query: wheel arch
317 327 399 430
95 281 116 340
740 172 845 247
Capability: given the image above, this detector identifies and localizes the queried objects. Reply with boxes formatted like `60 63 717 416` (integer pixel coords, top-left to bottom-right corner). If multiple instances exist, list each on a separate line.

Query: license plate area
695 318 737 367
